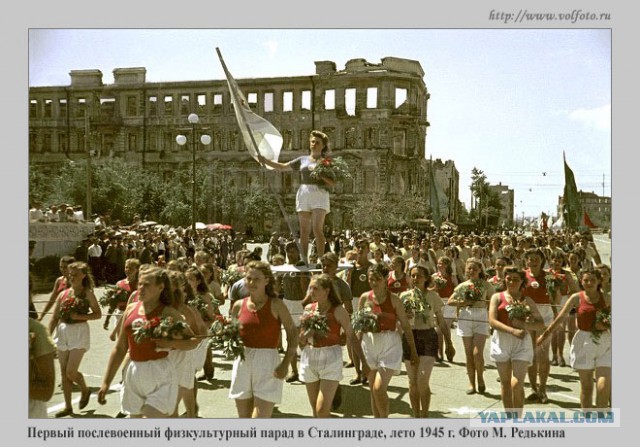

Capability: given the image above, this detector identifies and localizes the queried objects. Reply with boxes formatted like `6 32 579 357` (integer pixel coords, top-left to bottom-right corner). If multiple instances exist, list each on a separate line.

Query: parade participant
488 266 544 417
38 256 75 321
537 267 611 412
29 318 56 418
299 274 369 417
523 248 560 404
228 261 298 418
433 256 457 362
201 262 225 305
346 240 374 384
97 267 197 418
549 252 579 367
185 266 219 382
488 256 511 292
48 262 102 417
105 258 139 335
257 130 336 263
357 263 418 418
447 259 493 394
387 255 409 295
401 266 451 417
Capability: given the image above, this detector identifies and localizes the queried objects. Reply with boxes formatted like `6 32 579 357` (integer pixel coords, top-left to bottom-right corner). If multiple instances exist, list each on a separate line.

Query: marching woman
537 267 611 412
257 130 335 263
39 255 75 321
488 266 544 417
299 274 370 417
433 256 458 362
401 266 451 417
228 261 298 418
48 261 101 417
447 259 494 395
357 263 418 418
388 255 410 295
97 267 197 418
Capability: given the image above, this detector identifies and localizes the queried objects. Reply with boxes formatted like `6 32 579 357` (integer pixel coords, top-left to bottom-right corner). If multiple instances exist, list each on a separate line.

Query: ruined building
29 57 460 231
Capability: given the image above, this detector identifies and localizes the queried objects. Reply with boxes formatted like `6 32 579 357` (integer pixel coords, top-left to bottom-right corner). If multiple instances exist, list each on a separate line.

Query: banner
429 157 442 228
216 48 282 168
563 153 583 230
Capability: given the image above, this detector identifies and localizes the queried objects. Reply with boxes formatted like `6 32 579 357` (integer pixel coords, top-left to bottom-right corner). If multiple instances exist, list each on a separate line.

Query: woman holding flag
257 131 335 264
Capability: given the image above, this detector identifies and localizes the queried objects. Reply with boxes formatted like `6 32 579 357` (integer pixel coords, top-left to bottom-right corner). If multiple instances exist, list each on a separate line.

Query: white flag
216 48 282 168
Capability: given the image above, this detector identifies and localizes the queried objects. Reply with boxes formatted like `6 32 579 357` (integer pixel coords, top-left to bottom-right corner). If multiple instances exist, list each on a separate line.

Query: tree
470 167 504 229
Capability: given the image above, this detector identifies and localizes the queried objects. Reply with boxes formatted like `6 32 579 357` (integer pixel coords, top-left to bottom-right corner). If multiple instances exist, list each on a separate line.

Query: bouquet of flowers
299 307 329 339
505 300 532 321
591 308 611 345
99 285 130 312
309 156 351 190
131 316 189 344
351 306 379 333
188 295 221 321
544 270 565 297
58 293 89 323
221 268 245 287
401 288 430 323
432 275 448 290
209 315 245 360
457 280 485 303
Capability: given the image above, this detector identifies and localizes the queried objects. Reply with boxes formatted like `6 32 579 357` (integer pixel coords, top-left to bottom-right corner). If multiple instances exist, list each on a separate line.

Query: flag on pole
583 210 597 228
563 152 583 230
429 157 442 229
216 48 282 168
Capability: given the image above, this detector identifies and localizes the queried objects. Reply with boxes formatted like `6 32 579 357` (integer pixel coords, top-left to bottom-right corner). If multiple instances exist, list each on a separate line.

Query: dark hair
368 262 390 279
140 266 174 306
245 260 278 299
310 273 342 307
437 256 454 275
185 266 210 294
310 130 330 156
503 266 527 290
320 252 339 265
60 255 76 265
391 255 405 270
410 265 432 289
579 266 603 291
525 247 546 265
465 258 486 279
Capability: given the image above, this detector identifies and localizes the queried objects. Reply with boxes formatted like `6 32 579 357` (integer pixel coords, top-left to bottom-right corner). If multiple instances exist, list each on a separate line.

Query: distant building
29 57 460 231
488 182 515 227
557 191 611 229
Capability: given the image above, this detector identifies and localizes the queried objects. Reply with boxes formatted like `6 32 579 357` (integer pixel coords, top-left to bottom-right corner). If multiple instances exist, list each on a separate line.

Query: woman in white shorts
538 267 611 412
357 264 417 418
258 130 335 263
489 266 544 417
447 259 494 395
48 261 102 417
299 274 368 417
97 267 197 418
228 261 298 418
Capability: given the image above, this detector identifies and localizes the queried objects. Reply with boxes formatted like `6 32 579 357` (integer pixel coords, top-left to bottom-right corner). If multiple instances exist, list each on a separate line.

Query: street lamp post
176 113 211 232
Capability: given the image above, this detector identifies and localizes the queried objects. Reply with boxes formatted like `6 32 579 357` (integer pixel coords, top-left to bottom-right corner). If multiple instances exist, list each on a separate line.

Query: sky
28 28 611 219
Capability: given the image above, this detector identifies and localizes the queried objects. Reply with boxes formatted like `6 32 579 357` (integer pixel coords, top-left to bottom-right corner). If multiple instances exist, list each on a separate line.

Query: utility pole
85 113 92 218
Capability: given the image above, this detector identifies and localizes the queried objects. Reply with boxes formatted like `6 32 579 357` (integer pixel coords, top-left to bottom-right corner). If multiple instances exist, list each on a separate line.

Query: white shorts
296 184 330 213
570 330 611 370
122 357 178 416
192 339 210 372
229 348 284 404
443 303 457 320
537 304 555 326
299 345 343 383
456 307 490 337
169 349 195 389
284 299 304 324
490 330 534 365
54 322 90 352
361 331 403 372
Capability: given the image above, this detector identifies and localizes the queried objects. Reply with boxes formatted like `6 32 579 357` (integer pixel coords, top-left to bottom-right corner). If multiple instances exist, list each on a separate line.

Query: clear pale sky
28 28 611 219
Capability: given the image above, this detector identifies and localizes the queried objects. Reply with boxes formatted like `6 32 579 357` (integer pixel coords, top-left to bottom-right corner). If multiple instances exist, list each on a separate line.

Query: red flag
583 211 597 228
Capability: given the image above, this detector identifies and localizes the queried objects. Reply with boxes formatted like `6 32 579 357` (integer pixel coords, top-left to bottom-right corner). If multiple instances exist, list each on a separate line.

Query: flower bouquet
401 288 430 323
457 280 485 303
188 295 221 322
209 315 245 360
309 156 351 191
131 316 189 344
59 293 89 323
99 285 130 312
299 307 329 339
544 270 564 297
221 268 245 287
351 306 379 333
505 300 532 321
591 308 611 345
432 275 448 290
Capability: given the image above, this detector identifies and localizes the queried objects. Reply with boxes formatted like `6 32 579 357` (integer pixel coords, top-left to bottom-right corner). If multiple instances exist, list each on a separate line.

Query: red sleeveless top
125 301 168 361
387 273 409 295
309 302 341 348
366 290 397 332
524 270 550 305
576 291 608 331
116 279 133 310
435 273 455 298
238 297 280 348
56 276 69 294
